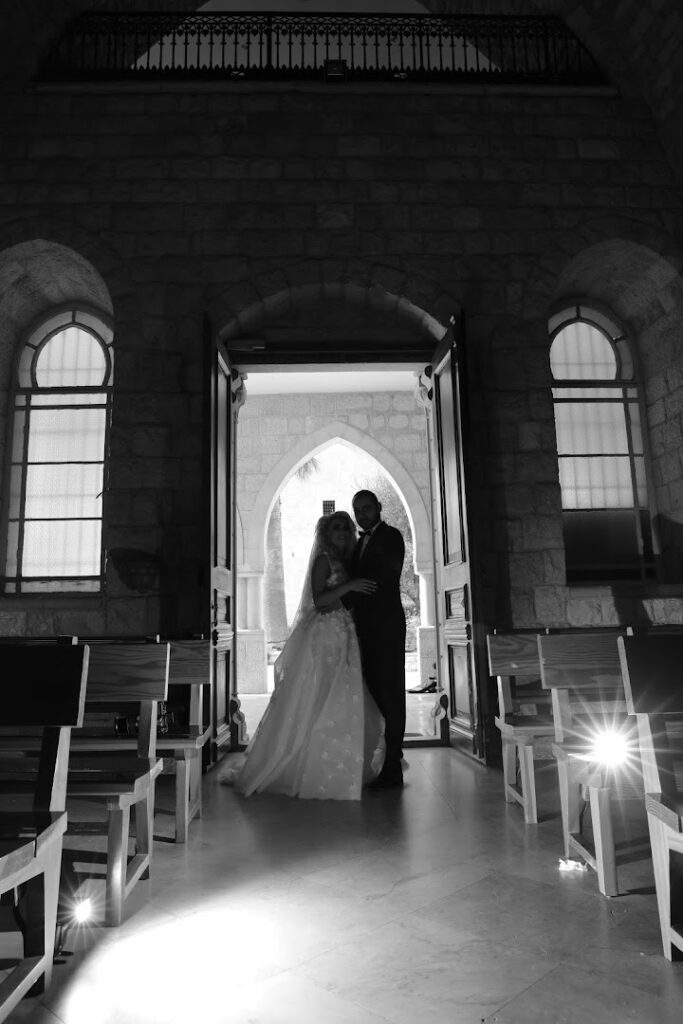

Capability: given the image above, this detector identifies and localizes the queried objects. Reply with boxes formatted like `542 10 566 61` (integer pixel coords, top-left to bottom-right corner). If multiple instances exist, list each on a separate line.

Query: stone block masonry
0 78 681 640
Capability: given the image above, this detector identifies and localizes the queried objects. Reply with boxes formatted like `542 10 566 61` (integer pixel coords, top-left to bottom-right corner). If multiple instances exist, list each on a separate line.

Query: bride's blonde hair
314 510 357 562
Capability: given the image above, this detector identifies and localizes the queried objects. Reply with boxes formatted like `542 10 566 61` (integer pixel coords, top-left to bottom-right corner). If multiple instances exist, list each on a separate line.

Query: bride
218 510 385 800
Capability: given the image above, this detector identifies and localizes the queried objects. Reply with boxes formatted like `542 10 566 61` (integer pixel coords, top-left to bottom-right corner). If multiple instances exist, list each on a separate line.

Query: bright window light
3 310 112 593
548 305 655 583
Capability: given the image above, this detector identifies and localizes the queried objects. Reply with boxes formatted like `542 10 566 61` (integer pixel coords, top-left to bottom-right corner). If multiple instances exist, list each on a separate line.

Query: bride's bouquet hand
348 578 377 595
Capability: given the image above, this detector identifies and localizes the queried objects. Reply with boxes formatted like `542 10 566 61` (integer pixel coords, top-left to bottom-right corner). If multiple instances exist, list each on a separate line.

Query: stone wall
0 76 682 640
237 390 431 547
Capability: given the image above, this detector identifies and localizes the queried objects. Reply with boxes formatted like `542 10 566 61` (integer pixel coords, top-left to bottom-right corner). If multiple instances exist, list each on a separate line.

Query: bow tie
359 531 371 539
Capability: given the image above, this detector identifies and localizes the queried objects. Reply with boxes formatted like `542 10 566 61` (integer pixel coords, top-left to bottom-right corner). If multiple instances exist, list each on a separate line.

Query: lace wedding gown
218 558 385 800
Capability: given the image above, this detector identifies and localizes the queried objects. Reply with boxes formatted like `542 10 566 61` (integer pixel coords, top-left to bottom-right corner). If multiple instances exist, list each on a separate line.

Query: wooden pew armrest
0 811 66 842
0 836 37 879
644 792 683 832
67 757 164 794
496 714 553 729
157 726 212 754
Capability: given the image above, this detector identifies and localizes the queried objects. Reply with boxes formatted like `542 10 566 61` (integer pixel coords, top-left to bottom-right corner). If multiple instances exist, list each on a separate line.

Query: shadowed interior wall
0 3 682 640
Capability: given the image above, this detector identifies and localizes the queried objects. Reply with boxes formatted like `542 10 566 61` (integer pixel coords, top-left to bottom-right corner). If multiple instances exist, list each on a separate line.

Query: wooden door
203 316 242 760
428 316 487 760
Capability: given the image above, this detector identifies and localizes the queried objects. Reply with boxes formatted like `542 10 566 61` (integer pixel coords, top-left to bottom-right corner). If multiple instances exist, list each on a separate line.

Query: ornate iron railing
39 11 605 85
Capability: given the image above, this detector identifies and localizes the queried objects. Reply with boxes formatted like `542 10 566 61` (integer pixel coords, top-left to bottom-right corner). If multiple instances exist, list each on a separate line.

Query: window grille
549 304 655 584
322 500 335 516
2 308 113 593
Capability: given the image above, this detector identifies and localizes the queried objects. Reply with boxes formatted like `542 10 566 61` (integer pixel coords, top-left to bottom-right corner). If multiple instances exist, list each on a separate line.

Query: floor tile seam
289 935 562 1023
484 951 683 1013
498 936 668 970
244 866 480 907
466 866 621 911
30 990 70 1023
367 868 497 915
281 962 408 1024
418 774 461 817
243 937 397 994
299 974 401 1024
307 869 502 934
266 964 400 1024
479 959 565 1021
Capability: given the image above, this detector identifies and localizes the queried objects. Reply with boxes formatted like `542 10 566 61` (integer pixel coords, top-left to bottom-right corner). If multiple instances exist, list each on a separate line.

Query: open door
427 315 488 761
203 315 244 761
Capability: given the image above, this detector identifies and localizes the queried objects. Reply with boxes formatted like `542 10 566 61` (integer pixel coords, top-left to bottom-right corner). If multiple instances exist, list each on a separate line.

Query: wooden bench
486 632 554 824
4 640 171 926
71 638 210 843
538 630 643 897
0 635 210 845
160 640 211 842
619 633 683 960
0 643 89 1021
72 639 210 843
65 642 170 925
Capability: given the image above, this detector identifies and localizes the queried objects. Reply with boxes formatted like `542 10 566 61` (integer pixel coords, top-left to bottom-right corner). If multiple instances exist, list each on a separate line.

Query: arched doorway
235 391 436 739
213 267 486 759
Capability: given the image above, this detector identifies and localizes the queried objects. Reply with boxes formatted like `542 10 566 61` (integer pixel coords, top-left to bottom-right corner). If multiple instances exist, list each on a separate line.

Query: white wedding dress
218 556 385 800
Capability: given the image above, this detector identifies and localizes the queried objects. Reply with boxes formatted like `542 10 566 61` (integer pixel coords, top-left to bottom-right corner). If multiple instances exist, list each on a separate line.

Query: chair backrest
168 639 210 686
167 639 210 732
0 643 89 809
85 642 170 703
486 632 547 718
0 643 89 727
619 634 683 800
82 642 170 757
538 631 627 744
486 632 541 677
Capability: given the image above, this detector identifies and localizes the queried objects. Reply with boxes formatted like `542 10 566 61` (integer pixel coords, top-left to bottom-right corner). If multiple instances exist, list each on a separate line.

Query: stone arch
0 237 118 487
521 216 683 319
242 420 432 575
0 218 131 313
0 237 115 344
212 257 459 345
551 236 683 336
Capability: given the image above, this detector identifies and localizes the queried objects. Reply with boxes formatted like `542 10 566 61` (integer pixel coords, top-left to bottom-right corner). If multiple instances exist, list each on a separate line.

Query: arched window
549 303 655 584
2 308 113 593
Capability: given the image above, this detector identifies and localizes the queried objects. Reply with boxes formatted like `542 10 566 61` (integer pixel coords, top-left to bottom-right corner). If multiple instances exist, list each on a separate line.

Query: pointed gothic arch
241 420 431 575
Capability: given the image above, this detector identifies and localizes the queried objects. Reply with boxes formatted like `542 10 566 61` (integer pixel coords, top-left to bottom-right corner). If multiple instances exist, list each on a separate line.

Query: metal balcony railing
38 11 605 86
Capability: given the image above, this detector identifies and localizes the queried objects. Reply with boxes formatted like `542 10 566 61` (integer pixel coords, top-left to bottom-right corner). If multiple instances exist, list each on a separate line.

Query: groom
350 490 406 789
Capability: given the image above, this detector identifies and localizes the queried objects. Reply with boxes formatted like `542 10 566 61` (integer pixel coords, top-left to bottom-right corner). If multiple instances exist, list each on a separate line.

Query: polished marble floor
5 748 683 1024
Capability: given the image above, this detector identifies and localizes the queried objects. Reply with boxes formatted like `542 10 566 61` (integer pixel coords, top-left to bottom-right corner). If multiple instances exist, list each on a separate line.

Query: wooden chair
73 638 211 843
75 640 211 843
160 640 211 843
619 634 683 960
538 630 642 897
2 635 207 845
0 643 89 1021
65 642 170 925
486 632 554 824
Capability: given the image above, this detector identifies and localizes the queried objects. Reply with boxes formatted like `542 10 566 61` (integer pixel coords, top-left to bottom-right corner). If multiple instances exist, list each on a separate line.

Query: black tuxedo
350 521 406 770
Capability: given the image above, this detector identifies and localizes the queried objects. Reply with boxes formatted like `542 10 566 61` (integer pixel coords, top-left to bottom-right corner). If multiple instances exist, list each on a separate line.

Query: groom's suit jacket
349 520 406 696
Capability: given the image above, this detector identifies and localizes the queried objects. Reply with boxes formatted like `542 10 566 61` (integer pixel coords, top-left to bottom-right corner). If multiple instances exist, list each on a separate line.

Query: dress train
218 604 384 800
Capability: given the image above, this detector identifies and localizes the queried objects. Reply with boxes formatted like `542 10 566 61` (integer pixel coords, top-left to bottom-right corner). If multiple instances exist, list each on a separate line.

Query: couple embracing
219 490 406 799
